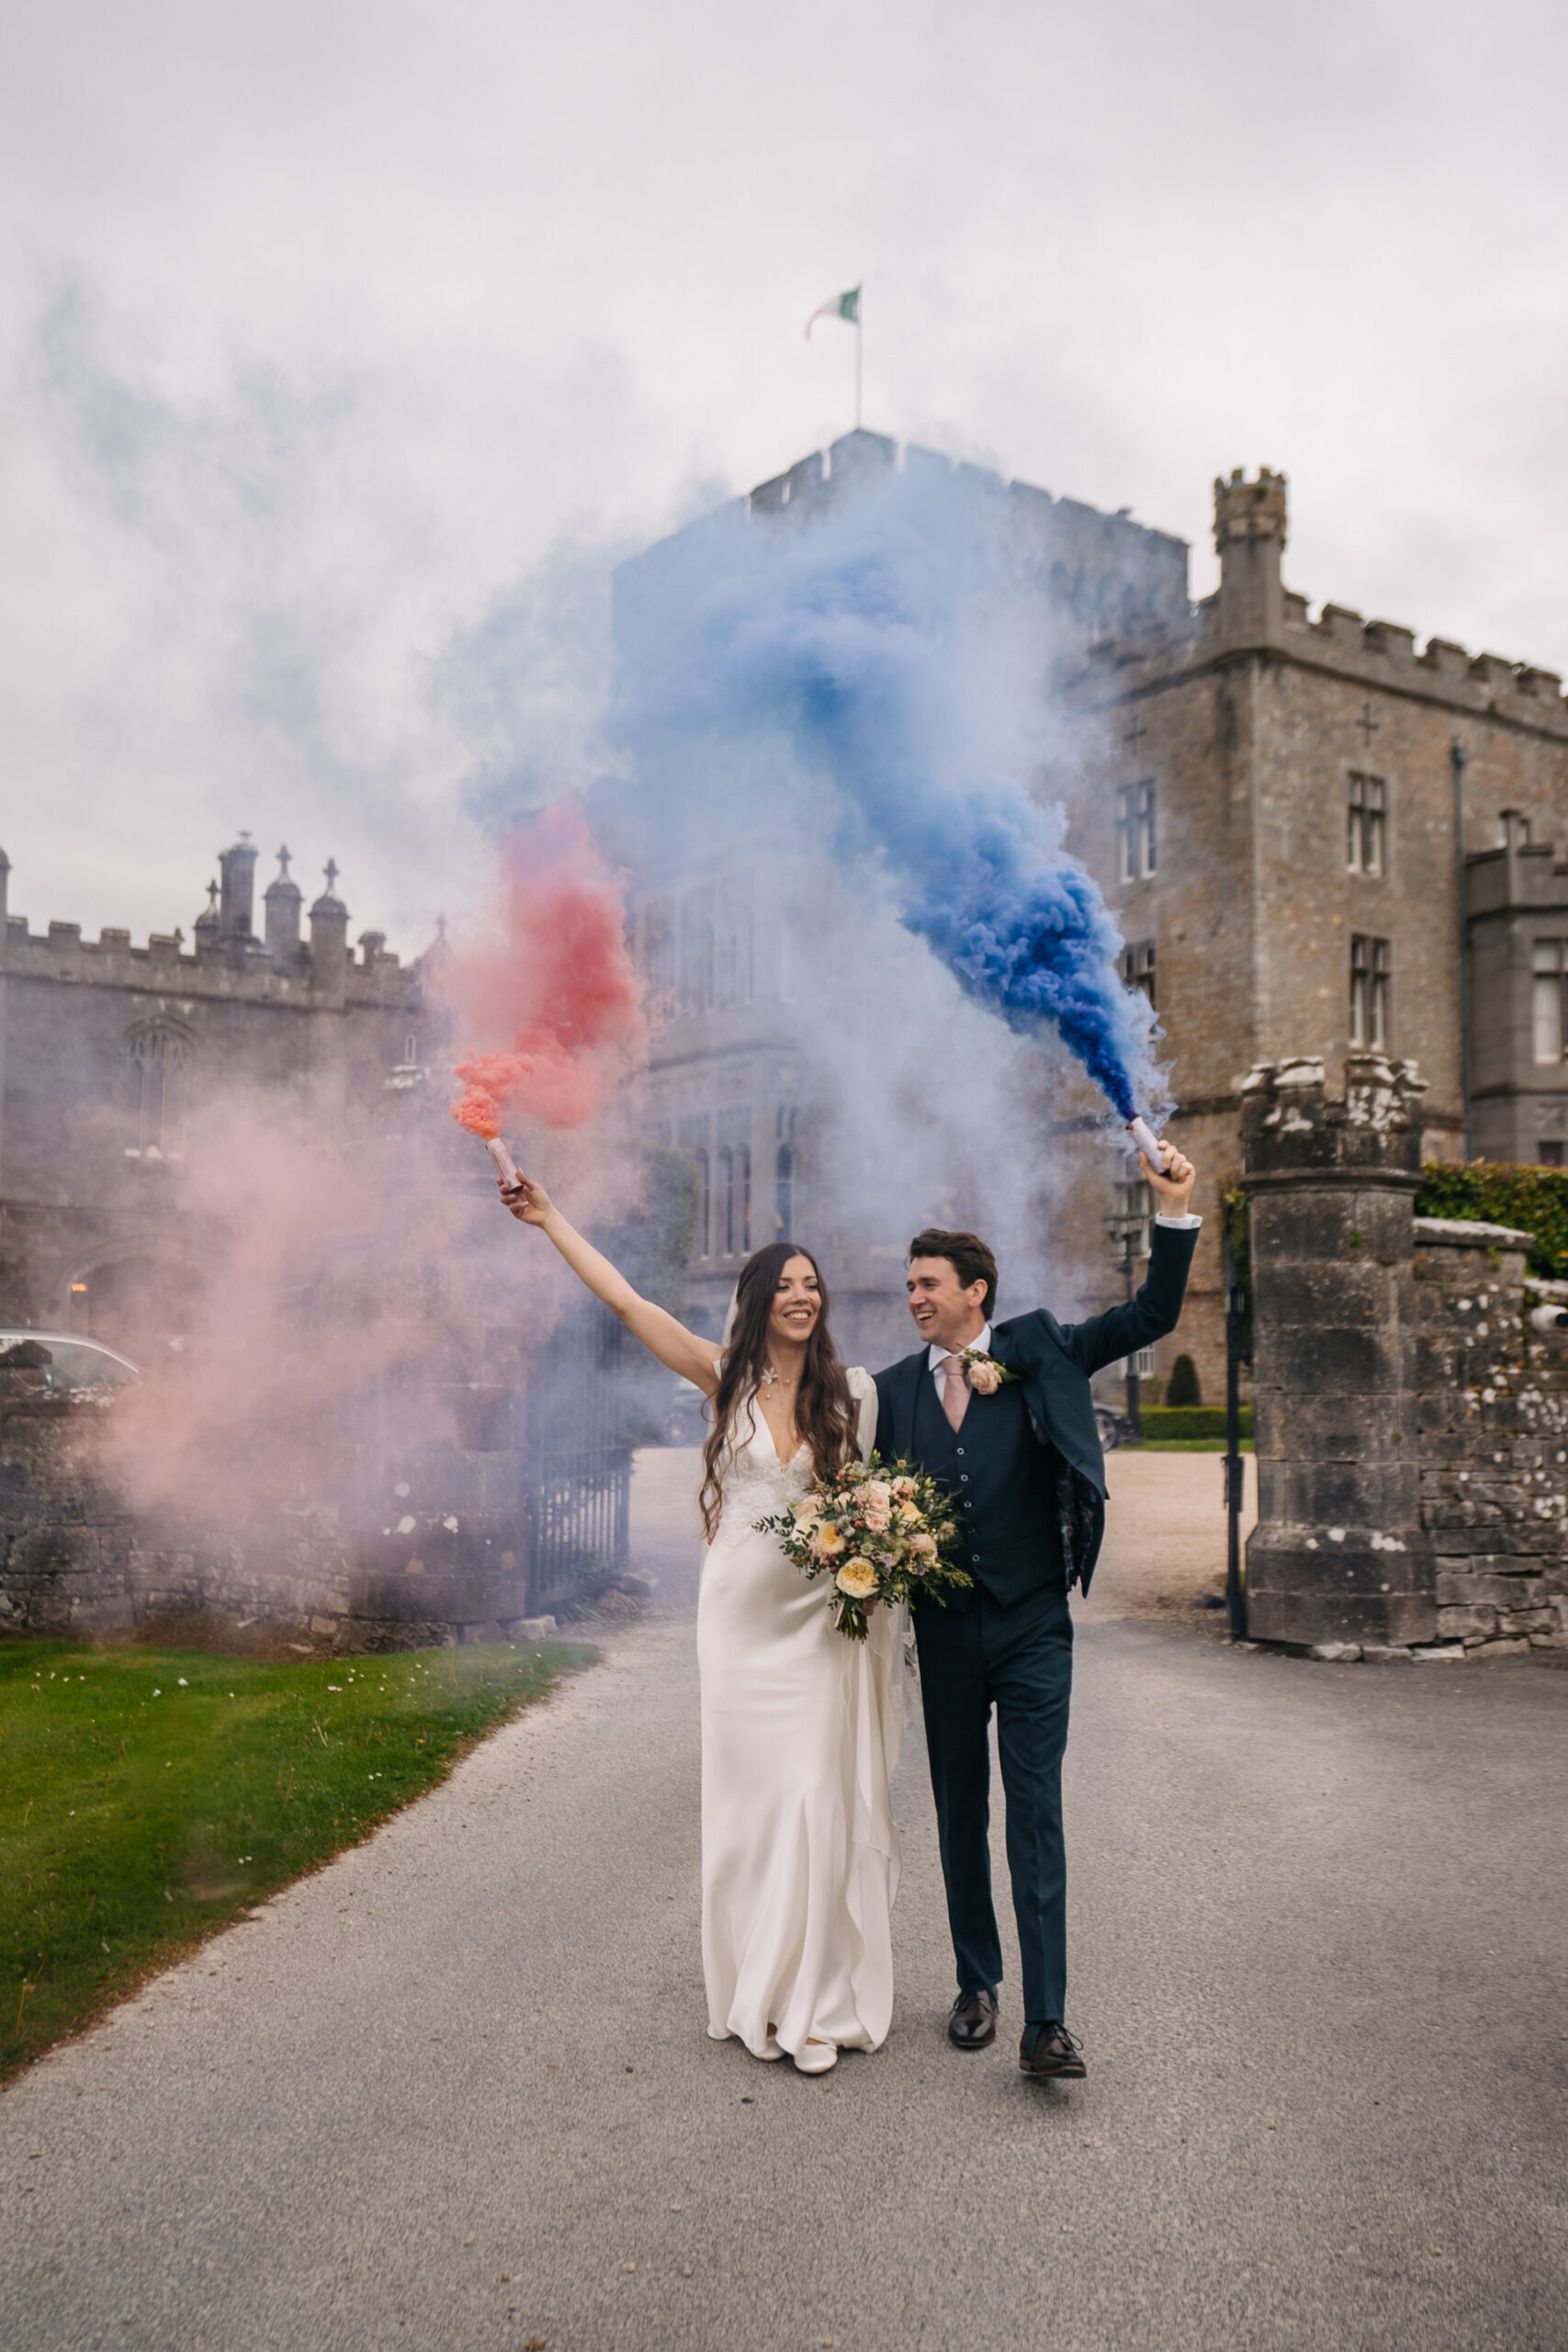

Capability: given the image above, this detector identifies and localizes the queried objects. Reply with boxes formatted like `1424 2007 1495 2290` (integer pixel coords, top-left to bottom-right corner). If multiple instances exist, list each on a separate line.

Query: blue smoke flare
611 458 1163 1125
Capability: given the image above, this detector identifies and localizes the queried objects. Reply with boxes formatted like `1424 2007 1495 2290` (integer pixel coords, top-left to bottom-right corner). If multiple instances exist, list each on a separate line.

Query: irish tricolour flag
806 286 861 337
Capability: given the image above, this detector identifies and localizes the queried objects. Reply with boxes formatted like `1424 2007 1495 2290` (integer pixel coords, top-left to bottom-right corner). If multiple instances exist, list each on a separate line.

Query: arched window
718 1148 735 1255
775 1143 794 1237
694 1148 710 1257
679 890 715 1015
125 1023 193 1155
642 897 675 1001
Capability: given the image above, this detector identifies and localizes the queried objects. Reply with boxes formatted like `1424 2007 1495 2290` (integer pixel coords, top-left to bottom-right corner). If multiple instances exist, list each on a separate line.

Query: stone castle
6 435 1567 1396
618 434 1568 1385
0 834 437 1356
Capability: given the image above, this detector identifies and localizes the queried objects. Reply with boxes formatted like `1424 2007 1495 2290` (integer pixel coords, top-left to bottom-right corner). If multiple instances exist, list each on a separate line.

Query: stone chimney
264 845 303 962
309 860 350 1005
1240 1053 1437 1650
218 832 259 941
192 879 220 955
1213 467 1287 646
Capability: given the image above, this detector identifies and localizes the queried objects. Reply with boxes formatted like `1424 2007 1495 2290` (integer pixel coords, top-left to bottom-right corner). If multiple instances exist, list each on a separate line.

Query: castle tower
264 845 303 963
309 860 350 1009
1213 466 1288 645
218 832 259 941
192 879 220 954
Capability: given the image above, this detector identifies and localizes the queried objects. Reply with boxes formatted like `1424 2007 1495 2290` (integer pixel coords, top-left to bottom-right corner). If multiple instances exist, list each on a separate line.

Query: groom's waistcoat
910 1368 1063 1608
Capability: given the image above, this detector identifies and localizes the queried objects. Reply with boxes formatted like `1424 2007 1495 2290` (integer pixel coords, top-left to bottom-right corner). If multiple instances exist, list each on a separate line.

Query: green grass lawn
0 1634 595 2081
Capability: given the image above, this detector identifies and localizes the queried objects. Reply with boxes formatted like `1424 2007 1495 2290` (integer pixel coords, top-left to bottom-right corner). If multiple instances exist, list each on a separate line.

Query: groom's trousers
913 1575 1073 2026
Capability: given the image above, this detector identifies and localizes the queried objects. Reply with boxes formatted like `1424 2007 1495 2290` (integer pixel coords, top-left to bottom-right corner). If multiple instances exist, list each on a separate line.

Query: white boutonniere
960 1349 1019 1396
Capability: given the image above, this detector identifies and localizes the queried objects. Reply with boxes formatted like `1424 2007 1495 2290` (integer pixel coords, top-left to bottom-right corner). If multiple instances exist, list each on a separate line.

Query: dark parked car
1093 1401 1136 1451
0 1332 140 1390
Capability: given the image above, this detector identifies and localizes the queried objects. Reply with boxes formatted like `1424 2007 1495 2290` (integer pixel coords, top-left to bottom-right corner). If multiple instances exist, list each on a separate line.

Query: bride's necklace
760 1363 796 1390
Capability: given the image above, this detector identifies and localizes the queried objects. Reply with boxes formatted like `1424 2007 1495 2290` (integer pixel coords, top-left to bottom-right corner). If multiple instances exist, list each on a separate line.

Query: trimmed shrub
1414 1160 1568 1281
1137 1406 1253 1442
1165 1351 1201 1408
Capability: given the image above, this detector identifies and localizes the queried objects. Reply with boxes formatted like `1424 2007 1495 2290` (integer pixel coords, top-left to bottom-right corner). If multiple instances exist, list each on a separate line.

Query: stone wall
0 1384 134 1638
0 1374 554 1653
1413 1221 1568 1657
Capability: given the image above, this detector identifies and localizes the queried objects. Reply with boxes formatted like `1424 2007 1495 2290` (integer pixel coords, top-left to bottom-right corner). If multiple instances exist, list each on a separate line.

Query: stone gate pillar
1242 1053 1437 1648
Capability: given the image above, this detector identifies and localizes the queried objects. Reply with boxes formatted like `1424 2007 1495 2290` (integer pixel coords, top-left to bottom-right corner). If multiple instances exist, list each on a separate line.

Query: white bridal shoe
794 2041 839 2075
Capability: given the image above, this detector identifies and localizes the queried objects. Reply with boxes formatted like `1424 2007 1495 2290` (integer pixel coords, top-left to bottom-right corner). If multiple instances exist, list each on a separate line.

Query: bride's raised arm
498 1171 719 1395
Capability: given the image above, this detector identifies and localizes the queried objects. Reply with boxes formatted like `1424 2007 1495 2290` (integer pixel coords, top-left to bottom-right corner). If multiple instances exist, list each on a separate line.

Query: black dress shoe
1019 2019 1087 2078
948 1988 998 2049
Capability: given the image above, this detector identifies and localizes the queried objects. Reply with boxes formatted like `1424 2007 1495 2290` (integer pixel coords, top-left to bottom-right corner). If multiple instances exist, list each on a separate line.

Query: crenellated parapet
2 851 427 1012
1239 1052 1428 1183
1056 465 1568 736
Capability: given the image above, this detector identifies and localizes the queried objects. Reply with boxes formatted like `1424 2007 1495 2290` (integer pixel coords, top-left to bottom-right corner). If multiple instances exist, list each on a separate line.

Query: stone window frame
1530 939 1568 1067
640 895 676 1005
678 887 716 1016
716 1144 752 1258
774 1105 796 1238
715 876 756 1010
1115 781 1157 883
1346 771 1387 876
1111 1174 1153 1261
677 1113 712 1257
1120 939 1156 1010
1349 933 1391 1050
124 1018 197 1157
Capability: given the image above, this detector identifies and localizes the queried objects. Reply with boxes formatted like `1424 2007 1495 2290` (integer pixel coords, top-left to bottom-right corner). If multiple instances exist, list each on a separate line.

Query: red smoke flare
447 804 648 1137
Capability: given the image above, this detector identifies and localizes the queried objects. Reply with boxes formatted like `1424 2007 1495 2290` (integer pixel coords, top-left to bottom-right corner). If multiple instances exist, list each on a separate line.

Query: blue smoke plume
610 456 1163 1125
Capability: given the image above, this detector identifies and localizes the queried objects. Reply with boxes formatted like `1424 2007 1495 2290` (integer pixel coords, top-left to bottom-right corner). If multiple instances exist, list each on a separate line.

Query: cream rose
834 1558 880 1601
790 1495 822 1525
894 1501 920 1527
810 1523 847 1560
965 1355 1003 1396
891 1476 919 1499
909 1530 937 1558
861 1479 893 1514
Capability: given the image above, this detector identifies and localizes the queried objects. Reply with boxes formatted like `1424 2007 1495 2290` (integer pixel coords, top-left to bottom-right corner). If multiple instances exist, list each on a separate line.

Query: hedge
1413 1161 1568 1281
1136 1406 1253 1442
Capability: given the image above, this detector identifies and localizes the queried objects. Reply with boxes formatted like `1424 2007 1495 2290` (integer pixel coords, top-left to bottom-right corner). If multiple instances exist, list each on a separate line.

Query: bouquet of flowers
755 1456 972 1641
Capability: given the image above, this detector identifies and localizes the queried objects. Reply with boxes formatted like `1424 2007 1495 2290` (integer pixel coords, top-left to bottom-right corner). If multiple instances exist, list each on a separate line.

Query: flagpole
854 303 862 430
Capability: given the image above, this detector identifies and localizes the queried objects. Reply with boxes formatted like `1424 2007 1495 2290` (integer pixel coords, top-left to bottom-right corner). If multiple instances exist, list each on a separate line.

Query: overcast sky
5 0 1567 951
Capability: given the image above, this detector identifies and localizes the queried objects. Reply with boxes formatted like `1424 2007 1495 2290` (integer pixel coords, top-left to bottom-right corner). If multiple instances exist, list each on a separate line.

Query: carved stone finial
323 858 339 893
276 844 292 878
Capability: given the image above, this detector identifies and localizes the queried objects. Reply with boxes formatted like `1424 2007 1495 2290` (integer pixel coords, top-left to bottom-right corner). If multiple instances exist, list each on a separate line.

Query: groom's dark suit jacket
873 1222 1199 1598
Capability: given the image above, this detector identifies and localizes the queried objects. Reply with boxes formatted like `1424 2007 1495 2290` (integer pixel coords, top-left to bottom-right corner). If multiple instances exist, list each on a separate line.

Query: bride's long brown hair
699 1241 857 1541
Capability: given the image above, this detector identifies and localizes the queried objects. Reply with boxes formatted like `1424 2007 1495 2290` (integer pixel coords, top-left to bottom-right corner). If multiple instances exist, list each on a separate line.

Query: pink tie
940 1353 971 1432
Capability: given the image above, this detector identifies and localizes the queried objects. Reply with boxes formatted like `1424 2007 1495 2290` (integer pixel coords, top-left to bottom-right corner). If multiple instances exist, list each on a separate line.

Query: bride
501 1174 903 2075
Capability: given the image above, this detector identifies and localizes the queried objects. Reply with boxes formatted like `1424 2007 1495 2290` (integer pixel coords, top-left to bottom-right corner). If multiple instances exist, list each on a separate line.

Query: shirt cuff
1155 1213 1202 1230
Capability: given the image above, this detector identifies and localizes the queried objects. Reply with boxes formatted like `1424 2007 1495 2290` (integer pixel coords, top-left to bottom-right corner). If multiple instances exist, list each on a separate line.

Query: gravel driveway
3 1485 1565 2351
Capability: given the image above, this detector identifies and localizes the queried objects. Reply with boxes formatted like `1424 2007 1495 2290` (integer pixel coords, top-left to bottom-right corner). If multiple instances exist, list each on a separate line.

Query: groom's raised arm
1057 1220 1201 1380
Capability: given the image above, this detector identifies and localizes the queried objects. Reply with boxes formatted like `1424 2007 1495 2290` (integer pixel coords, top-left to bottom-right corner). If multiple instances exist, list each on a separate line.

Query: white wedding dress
697 1366 904 2062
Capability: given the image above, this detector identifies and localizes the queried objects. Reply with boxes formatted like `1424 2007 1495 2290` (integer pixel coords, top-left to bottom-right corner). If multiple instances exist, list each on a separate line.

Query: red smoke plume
448 804 648 1138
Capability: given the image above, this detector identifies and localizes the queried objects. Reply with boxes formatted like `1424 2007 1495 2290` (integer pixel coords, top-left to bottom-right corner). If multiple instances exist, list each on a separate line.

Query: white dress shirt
927 1215 1201 1403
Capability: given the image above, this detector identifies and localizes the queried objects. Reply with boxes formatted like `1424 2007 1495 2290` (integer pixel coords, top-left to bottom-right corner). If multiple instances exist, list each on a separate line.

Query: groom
874 1142 1199 2079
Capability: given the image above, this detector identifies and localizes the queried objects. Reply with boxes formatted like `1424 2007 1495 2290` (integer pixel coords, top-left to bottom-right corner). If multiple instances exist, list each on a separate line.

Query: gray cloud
4 0 1568 943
